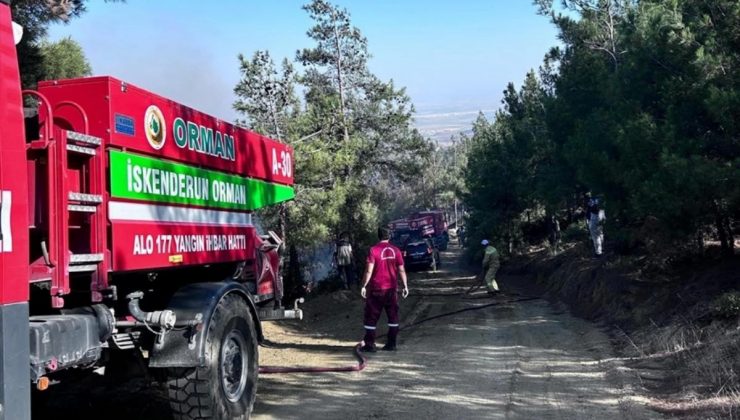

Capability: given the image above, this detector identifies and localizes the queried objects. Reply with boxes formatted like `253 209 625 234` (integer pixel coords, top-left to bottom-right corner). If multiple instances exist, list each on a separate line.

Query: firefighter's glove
361 287 367 299
402 288 409 299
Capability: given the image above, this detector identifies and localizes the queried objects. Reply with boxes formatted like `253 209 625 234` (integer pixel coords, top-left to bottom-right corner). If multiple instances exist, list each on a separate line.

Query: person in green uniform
481 239 500 294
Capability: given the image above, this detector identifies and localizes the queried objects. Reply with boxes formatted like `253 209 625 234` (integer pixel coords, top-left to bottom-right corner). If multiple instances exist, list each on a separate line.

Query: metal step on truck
0 3 301 418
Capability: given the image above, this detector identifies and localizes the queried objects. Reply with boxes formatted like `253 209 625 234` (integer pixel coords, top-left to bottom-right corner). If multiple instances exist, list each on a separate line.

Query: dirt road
253 246 659 419
32 245 660 419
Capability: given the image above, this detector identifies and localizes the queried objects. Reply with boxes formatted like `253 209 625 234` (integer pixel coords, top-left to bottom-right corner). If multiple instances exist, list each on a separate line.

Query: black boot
362 329 377 352
383 326 398 351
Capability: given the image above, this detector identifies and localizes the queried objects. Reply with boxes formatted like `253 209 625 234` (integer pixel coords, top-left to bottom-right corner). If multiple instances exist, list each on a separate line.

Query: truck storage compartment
29 305 114 380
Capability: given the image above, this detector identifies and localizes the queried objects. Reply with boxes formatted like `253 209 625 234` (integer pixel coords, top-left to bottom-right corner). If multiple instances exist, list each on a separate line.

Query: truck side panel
0 2 31 418
32 77 296 278
110 218 258 271
0 2 28 305
38 77 295 185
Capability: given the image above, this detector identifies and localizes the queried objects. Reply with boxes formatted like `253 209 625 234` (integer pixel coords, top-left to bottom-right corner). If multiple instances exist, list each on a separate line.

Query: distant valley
414 105 497 145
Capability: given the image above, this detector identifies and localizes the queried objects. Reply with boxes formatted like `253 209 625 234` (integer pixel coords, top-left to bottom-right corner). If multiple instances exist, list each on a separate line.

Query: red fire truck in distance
411 210 449 250
0 3 299 418
389 210 449 251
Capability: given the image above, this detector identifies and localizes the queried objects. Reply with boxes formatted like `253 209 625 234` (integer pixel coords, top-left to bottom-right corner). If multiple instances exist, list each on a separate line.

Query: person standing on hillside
481 239 500 294
548 215 561 255
588 198 606 256
360 227 409 352
334 232 355 290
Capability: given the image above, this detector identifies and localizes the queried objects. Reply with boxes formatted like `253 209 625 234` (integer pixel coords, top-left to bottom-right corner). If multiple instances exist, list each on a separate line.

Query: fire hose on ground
258 293 540 375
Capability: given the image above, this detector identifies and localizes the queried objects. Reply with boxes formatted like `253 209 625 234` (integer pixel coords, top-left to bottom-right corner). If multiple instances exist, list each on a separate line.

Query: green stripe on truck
109 150 294 211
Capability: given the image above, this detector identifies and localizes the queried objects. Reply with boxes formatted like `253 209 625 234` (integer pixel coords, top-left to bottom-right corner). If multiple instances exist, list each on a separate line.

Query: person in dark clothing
334 232 355 290
360 227 409 352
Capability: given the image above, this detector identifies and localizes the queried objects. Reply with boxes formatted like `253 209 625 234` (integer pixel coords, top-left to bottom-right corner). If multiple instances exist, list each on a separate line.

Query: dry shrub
712 292 740 319
634 319 740 406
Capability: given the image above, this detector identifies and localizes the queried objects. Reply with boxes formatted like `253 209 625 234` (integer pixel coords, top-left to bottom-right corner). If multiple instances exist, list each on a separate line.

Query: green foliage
712 292 740 319
12 0 86 88
234 1 438 290
297 0 369 142
464 0 739 257
39 37 91 80
12 0 121 88
233 51 298 139
561 223 588 243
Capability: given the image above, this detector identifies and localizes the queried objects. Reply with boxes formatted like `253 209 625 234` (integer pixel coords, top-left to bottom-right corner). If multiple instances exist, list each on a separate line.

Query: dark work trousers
363 288 399 347
338 264 355 289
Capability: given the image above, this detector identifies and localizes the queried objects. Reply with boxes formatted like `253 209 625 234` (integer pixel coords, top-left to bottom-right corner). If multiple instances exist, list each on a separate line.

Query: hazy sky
48 1 558 131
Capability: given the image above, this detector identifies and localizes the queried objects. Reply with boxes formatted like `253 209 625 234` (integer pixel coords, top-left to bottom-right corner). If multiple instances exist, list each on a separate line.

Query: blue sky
48 1 559 141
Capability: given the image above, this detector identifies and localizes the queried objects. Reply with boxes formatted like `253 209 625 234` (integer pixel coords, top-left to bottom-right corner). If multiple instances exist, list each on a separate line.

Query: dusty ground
32 244 663 419
253 245 660 419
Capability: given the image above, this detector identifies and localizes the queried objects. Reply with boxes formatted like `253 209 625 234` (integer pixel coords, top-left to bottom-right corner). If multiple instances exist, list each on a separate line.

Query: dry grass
648 394 740 419
626 317 740 418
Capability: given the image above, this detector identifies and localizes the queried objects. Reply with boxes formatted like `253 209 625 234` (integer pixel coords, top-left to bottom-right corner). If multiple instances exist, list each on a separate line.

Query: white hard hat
481 239 489 246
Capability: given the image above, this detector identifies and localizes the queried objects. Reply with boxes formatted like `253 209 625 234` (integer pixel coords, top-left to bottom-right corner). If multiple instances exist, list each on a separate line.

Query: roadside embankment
504 242 740 419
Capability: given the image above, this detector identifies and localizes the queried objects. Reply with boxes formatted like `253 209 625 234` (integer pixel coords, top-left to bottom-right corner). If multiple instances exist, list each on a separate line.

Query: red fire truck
389 211 449 251
411 210 449 250
0 3 300 418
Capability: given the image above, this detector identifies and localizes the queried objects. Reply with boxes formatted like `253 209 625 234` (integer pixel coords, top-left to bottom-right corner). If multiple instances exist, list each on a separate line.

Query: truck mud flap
148 281 262 368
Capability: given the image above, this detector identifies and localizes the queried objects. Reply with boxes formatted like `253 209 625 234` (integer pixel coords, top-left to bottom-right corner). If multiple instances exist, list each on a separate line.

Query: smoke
56 3 242 123
298 243 335 287
110 40 239 122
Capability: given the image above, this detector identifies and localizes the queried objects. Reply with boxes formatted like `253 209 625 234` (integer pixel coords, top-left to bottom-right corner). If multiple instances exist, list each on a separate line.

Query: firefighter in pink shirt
360 227 409 352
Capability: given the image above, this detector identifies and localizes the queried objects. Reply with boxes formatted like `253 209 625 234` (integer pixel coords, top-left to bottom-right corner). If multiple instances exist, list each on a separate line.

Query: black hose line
259 294 541 374
399 296 540 332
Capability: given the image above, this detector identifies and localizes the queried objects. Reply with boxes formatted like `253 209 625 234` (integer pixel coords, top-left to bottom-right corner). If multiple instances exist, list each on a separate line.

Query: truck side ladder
25 91 108 308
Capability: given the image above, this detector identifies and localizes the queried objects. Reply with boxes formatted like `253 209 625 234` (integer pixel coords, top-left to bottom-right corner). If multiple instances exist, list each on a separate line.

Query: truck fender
148 281 263 368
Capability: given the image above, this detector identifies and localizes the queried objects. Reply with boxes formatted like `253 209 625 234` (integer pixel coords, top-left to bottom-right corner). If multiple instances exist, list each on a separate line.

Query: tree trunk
278 203 287 247
721 215 734 256
333 18 350 142
269 94 282 141
285 244 302 301
715 216 728 251
713 200 732 256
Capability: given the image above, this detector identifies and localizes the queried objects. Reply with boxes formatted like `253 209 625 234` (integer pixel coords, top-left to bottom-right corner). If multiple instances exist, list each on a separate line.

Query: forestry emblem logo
144 105 166 150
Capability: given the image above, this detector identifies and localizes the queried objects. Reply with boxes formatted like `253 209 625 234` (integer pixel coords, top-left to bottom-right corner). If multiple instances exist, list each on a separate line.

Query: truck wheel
166 294 258 420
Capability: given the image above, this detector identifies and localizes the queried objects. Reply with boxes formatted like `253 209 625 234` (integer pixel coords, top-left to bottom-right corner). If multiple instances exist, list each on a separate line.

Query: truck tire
166 294 258 419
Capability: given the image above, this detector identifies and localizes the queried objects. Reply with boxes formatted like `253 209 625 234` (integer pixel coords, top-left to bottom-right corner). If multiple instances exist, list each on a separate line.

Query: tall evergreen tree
233 51 298 140
38 36 91 80
297 0 369 142
464 0 738 256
